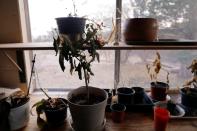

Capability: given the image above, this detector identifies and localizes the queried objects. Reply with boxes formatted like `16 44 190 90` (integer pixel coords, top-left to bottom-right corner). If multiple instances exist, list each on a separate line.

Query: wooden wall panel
0 0 23 88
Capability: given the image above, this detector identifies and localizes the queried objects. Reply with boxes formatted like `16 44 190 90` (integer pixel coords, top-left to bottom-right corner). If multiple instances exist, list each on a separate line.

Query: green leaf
69 56 74 75
31 99 45 116
95 52 100 62
53 37 58 56
76 63 82 80
59 50 65 71
37 116 47 129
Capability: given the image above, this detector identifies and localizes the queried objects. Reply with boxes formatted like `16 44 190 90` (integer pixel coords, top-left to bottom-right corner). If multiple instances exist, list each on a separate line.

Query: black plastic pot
56 17 86 34
44 98 67 126
132 87 145 104
151 82 169 101
180 88 197 108
117 87 135 104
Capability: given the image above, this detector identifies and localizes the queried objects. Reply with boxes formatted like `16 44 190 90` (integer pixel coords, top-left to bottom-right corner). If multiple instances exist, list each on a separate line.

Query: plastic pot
56 17 86 35
44 98 67 126
110 103 126 123
124 18 158 42
180 88 197 108
8 98 30 130
117 87 135 105
132 87 145 104
67 86 107 131
151 82 169 101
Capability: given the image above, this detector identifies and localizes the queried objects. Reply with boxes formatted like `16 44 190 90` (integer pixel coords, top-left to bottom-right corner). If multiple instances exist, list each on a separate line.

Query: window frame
19 0 197 93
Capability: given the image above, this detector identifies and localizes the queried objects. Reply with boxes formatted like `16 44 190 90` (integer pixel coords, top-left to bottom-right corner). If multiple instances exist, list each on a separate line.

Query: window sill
1 41 197 50
23 93 197 131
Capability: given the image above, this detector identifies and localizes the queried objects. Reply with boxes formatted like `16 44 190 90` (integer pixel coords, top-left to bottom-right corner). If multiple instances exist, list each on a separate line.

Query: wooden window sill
17 94 197 131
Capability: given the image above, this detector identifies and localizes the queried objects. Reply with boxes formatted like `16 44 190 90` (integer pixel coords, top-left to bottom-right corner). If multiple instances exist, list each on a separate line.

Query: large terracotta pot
124 18 158 42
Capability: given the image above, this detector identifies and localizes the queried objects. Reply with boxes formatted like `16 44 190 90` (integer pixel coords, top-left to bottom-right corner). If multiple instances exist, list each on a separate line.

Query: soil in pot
44 98 67 126
132 87 145 104
180 88 197 108
151 82 169 101
117 87 135 105
69 93 105 105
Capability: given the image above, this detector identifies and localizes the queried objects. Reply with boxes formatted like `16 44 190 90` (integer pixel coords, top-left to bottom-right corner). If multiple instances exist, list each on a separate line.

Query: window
28 0 115 90
27 0 197 91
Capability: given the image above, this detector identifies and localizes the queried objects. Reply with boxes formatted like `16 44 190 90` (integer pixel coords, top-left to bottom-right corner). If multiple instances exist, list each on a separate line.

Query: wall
0 0 25 88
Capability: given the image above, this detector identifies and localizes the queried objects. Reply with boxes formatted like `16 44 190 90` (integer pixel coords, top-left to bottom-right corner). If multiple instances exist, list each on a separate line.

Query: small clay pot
151 82 169 101
132 87 145 104
124 18 158 42
117 87 135 104
180 88 197 108
110 103 126 123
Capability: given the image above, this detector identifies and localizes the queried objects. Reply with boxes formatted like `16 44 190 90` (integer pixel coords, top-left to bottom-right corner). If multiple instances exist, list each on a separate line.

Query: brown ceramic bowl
124 18 158 42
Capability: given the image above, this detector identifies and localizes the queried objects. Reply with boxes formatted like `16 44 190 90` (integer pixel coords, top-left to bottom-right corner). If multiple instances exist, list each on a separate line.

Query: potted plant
53 10 108 130
55 0 86 42
32 88 67 129
180 59 197 108
146 52 170 101
7 91 30 131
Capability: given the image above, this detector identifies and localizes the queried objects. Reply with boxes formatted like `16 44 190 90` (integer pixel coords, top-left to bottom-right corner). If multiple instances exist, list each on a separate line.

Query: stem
83 67 89 104
72 0 77 16
40 88 51 99
27 54 36 96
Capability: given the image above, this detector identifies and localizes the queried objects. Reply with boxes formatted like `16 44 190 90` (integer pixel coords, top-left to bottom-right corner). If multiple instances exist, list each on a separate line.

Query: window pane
28 0 115 90
119 50 197 89
28 0 115 41
123 0 197 40
34 50 114 89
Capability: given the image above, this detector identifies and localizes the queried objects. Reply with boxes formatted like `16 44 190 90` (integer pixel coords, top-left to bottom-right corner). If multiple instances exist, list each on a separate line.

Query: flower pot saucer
147 92 171 102
154 101 185 118
69 117 106 131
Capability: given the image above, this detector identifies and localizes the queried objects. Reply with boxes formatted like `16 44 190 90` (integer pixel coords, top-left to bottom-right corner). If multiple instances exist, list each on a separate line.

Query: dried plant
146 51 170 83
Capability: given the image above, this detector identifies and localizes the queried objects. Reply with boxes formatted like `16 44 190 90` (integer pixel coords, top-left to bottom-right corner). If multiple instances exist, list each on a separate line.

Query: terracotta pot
124 18 158 42
110 103 126 123
151 82 169 101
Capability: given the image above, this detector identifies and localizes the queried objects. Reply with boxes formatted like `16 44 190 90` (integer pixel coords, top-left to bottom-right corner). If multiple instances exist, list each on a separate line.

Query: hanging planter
56 17 86 35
